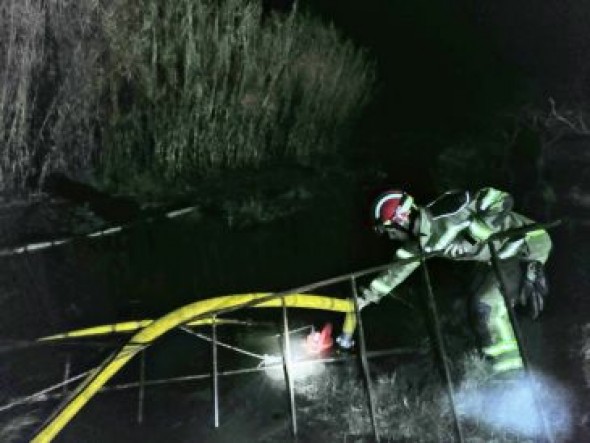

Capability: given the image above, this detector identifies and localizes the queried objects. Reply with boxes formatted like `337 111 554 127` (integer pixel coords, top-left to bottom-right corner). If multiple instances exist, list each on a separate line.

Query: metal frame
281 299 298 438
350 276 381 442
211 316 220 428
417 242 465 443
62 355 71 396
487 240 555 443
137 349 146 424
8 221 560 442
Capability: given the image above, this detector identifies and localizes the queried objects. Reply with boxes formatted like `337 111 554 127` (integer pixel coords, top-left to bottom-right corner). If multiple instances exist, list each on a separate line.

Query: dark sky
288 0 590 198
303 0 590 132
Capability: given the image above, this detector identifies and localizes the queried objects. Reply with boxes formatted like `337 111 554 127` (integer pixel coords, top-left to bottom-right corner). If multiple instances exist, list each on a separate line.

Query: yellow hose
32 293 355 442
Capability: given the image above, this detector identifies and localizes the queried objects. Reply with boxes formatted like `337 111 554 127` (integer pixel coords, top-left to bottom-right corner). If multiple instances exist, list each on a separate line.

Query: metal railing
4 220 561 443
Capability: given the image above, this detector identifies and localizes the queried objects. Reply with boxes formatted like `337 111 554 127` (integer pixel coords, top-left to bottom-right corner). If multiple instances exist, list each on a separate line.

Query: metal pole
96 347 426 391
137 349 146 424
178 223 561 332
211 316 220 428
281 298 298 439
350 276 380 443
179 326 265 361
418 245 465 443
4 347 428 411
62 355 71 396
487 243 554 443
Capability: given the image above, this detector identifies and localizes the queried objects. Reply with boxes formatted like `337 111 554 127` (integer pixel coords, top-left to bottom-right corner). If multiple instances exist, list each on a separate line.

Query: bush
0 0 375 198
434 139 512 191
100 0 375 193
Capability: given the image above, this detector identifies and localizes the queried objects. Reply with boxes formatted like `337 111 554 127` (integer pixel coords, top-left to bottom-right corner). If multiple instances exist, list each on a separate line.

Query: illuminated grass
0 0 375 198
0 413 39 443
0 0 104 194
100 0 375 194
293 353 571 442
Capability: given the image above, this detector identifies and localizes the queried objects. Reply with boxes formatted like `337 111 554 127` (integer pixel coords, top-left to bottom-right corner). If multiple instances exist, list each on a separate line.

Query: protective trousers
470 259 524 374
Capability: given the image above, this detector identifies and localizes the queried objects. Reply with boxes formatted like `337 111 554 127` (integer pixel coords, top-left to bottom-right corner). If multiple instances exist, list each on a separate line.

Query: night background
0 0 589 441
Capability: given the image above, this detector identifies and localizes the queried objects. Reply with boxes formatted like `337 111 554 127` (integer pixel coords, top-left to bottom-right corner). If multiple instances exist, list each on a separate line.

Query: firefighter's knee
473 290 507 341
472 290 523 374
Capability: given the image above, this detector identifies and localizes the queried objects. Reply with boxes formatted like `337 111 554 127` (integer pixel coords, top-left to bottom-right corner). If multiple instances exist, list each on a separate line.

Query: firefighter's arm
474 187 514 215
336 247 420 349
361 247 421 308
469 187 551 263
523 228 552 264
495 216 552 264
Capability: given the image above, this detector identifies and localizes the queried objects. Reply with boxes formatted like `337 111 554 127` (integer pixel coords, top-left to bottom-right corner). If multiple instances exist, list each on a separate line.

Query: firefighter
337 188 551 375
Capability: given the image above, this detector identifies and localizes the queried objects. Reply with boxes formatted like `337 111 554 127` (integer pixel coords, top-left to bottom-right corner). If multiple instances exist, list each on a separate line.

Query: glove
443 240 478 258
355 294 369 310
356 287 381 310
519 261 549 320
336 332 354 350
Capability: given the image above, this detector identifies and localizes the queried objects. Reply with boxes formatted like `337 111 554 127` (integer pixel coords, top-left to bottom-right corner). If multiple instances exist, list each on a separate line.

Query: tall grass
0 0 375 197
294 354 546 442
296 358 463 442
0 0 105 195
100 0 375 192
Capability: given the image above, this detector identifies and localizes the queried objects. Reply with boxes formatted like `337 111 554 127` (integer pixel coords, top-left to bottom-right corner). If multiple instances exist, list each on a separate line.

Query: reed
0 0 375 197
0 0 105 195
100 0 376 193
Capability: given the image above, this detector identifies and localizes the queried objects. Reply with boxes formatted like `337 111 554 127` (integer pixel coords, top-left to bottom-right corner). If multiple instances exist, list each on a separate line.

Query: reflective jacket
365 188 552 300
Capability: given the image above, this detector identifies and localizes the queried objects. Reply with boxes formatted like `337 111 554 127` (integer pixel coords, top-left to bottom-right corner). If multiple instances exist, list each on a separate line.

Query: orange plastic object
305 323 334 355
